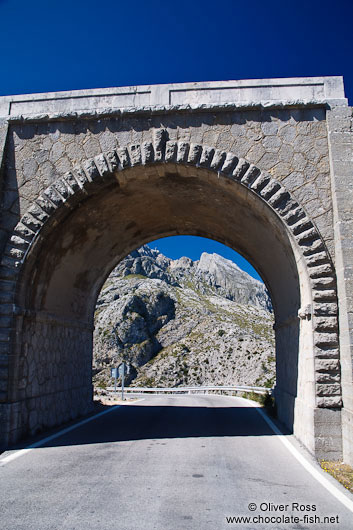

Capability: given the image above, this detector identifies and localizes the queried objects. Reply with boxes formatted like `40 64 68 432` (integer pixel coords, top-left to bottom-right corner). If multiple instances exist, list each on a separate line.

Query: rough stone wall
327 105 353 465
8 317 93 442
0 103 345 458
1 108 334 259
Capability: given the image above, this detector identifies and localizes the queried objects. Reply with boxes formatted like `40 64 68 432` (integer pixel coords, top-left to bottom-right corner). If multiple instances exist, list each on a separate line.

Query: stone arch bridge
0 77 352 464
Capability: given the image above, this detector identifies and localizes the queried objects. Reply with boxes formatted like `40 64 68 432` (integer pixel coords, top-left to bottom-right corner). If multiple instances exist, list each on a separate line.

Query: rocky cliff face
93 246 275 388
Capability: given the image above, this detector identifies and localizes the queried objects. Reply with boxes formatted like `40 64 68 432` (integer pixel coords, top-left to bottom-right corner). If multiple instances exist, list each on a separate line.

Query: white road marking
242 397 353 514
0 398 144 466
2 393 353 515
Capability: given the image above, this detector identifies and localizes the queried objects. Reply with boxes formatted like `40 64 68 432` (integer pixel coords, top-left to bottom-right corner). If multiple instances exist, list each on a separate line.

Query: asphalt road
0 394 352 530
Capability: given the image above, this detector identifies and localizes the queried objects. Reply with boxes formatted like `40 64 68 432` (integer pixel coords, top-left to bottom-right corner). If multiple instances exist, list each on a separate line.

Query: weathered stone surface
316 358 340 372
0 76 351 464
116 148 130 169
210 149 226 170
93 246 274 388
221 152 238 174
314 347 339 359
176 141 189 163
128 144 142 167
313 316 338 332
316 383 341 396
164 141 177 163
105 150 119 172
240 164 260 186
313 302 338 316
153 128 168 161
199 146 214 167
313 289 337 302
232 158 249 180
315 332 338 348
317 396 342 408
94 154 109 176
82 159 101 182
187 143 202 164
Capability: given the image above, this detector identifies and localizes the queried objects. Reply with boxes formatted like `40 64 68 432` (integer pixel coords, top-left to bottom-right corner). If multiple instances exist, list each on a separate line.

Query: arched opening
92 236 275 392
9 162 316 452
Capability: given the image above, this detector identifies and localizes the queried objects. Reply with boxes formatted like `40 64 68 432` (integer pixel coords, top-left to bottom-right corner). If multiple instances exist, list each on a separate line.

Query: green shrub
243 391 277 417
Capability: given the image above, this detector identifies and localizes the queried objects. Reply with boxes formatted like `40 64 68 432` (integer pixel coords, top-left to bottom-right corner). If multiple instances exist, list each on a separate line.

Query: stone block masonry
0 77 351 464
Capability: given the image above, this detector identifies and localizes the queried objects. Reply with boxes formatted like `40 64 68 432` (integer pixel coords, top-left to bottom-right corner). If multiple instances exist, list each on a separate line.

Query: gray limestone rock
93 246 275 389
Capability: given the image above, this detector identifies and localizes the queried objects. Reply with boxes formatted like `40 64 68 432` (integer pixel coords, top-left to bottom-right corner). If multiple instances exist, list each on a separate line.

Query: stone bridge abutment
0 77 352 464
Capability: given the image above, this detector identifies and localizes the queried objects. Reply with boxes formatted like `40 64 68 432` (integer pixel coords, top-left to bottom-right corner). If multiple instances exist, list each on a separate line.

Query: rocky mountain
93 246 275 389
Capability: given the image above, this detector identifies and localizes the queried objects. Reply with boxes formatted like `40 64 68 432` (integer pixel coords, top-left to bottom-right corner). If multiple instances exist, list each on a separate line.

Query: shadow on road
11 403 291 450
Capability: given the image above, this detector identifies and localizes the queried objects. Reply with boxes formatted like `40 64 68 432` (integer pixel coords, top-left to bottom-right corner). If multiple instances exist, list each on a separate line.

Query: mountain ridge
93 245 275 389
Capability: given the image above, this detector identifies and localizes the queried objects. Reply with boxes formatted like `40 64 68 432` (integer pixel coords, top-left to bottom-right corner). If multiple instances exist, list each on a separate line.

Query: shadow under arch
1 134 340 458
14 163 303 432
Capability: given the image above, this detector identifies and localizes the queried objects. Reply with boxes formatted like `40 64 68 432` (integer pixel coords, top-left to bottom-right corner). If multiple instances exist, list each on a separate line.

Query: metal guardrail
106 385 273 396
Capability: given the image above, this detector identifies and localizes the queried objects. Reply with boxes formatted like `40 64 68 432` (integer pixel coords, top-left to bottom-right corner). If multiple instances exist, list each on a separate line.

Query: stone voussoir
295 227 320 245
240 164 260 187
27 203 50 224
267 187 289 208
20 213 43 233
314 332 338 348
275 197 298 218
176 141 190 163
210 149 226 170
187 143 203 165
316 383 341 396
9 235 30 250
128 144 142 167
259 179 281 201
199 145 215 168
116 147 131 169
305 252 330 267
283 206 306 225
3 245 25 261
0 255 20 271
315 358 340 372
313 316 338 332
43 185 65 207
311 277 335 290
164 141 177 163
105 150 120 172
220 152 238 174
73 167 90 189
308 264 334 279
314 346 339 359
313 302 338 316
153 128 168 161
62 171 82 193
291 217 314 236
302 239 325 256
94 153 110 176
53 178 72 200
232 158 249 180
35 195 58 215
317 396 342 408
141 141 154 164
82 158 102 182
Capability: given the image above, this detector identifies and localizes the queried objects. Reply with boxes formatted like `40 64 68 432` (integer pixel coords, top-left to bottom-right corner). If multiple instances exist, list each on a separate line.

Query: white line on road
243 397 353 514
0 399 144 466
2 393 353 515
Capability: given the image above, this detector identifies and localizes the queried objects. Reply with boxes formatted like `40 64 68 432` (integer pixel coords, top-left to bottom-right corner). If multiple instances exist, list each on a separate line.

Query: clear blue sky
150 236 263 281
1 0 352 281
